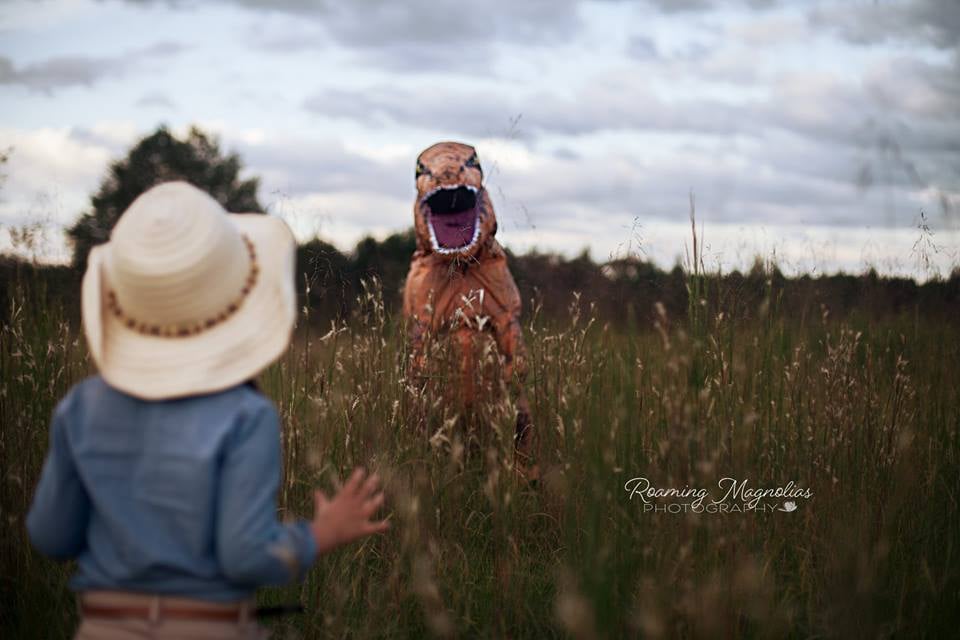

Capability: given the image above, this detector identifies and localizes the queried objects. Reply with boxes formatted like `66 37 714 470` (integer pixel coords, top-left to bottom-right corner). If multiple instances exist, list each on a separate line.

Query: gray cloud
316 49 960 159
489 159 855 233
118 0 589 73
0 42 184 93
235 130 914 246
364 43 496 75
124 0 582 46
304 86 528 139
135 92 177 109
118 0 960 60
257 0 580 73
0 55 117 92
233 123 937 235
300 72 960 172
310 1 582 48
809 0 960 50
119 0 959 79
644 0 713 13
626 35 660 60
752 60 960 159
228 122 897 237
235 137 410 197
298 51 959 231
303 79 754 140
247 21 328 53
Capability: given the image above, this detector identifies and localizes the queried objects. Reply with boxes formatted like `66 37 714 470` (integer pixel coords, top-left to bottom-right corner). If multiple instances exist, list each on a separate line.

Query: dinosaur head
414 141 497 258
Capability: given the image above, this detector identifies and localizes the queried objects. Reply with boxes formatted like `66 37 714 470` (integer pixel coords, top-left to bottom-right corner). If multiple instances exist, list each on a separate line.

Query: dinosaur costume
402 141 534 472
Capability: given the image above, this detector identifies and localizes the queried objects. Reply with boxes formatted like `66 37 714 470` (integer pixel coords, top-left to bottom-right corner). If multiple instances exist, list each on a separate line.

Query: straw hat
81 181 296 400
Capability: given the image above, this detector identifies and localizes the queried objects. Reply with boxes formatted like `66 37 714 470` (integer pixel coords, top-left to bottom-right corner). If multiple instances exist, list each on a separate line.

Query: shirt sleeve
215 400 317 587
26 401 91 560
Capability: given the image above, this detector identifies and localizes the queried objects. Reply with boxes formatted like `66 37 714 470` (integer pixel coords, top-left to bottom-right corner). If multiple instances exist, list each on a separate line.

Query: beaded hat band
105 235 260 338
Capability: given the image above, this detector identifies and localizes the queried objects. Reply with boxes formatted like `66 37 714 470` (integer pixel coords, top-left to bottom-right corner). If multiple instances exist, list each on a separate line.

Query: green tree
352 229 417 300
67 125 263 269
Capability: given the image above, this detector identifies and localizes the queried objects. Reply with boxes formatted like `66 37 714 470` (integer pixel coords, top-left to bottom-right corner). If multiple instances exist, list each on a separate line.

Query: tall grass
2 252 958 638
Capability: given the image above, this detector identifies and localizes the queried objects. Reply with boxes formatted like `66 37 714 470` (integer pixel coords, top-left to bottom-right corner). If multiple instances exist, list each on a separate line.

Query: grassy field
2 263 959 639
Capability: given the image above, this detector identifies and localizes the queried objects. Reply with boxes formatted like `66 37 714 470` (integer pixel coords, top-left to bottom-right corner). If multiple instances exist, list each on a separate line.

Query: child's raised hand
310 468 390 554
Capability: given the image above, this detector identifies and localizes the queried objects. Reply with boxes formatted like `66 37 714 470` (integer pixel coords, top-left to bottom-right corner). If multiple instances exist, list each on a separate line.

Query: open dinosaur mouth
423 185 480 253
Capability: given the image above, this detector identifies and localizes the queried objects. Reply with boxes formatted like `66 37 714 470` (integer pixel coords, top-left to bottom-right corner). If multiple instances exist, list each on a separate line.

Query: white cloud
267 190 410 249
0 127 111 212
0 126 119 261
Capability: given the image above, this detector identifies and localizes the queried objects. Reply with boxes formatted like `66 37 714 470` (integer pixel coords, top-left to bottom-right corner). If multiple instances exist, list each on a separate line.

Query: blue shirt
26 376 317 602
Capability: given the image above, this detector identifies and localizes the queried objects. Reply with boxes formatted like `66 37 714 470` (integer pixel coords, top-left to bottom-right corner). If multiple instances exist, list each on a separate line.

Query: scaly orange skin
402 142 535 472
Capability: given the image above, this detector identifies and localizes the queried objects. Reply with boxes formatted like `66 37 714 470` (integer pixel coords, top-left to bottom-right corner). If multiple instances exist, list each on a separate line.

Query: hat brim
82 213 297 400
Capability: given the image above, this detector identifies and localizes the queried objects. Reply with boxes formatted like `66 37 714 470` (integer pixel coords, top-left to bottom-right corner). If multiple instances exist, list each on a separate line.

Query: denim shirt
26 376 316 602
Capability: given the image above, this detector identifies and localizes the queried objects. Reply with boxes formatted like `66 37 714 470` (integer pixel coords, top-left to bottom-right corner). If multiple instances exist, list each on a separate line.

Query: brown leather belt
81 603 246 622
79 592 252 624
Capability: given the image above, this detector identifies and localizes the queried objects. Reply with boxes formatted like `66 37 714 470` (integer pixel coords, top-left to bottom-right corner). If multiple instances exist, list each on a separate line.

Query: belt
81 603 248 622
80 593 253 624
79 593 305 623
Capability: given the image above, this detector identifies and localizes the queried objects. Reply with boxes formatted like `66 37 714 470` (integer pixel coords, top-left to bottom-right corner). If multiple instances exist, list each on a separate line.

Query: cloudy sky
1 0 958 278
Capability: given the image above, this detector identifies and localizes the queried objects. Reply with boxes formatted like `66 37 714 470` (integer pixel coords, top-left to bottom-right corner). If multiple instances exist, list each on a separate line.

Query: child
26 181 389 639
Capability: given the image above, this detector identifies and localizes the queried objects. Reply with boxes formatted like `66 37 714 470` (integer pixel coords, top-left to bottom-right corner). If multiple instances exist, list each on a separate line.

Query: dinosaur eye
415 161 427 178
465 153 482 175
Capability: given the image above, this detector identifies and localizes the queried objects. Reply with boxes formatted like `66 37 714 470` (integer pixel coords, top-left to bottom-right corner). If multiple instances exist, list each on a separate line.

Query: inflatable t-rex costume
402 141 534 472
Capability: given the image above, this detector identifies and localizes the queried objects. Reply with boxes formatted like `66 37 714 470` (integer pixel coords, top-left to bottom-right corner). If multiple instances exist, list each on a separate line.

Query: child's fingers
362 492 385 515
343 467 366 494
364 519 391 535
313 489 330 518
360 473 381 497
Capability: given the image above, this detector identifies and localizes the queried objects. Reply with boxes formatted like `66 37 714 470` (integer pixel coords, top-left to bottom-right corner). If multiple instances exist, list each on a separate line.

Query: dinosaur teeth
420 183 482 254
427 211 482 255
422 184 479 201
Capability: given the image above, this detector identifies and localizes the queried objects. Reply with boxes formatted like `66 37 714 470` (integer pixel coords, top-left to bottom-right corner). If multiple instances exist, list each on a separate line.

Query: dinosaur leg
407 318 428 381
401 257 432 385
454 325 477 412
494 318 537 479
